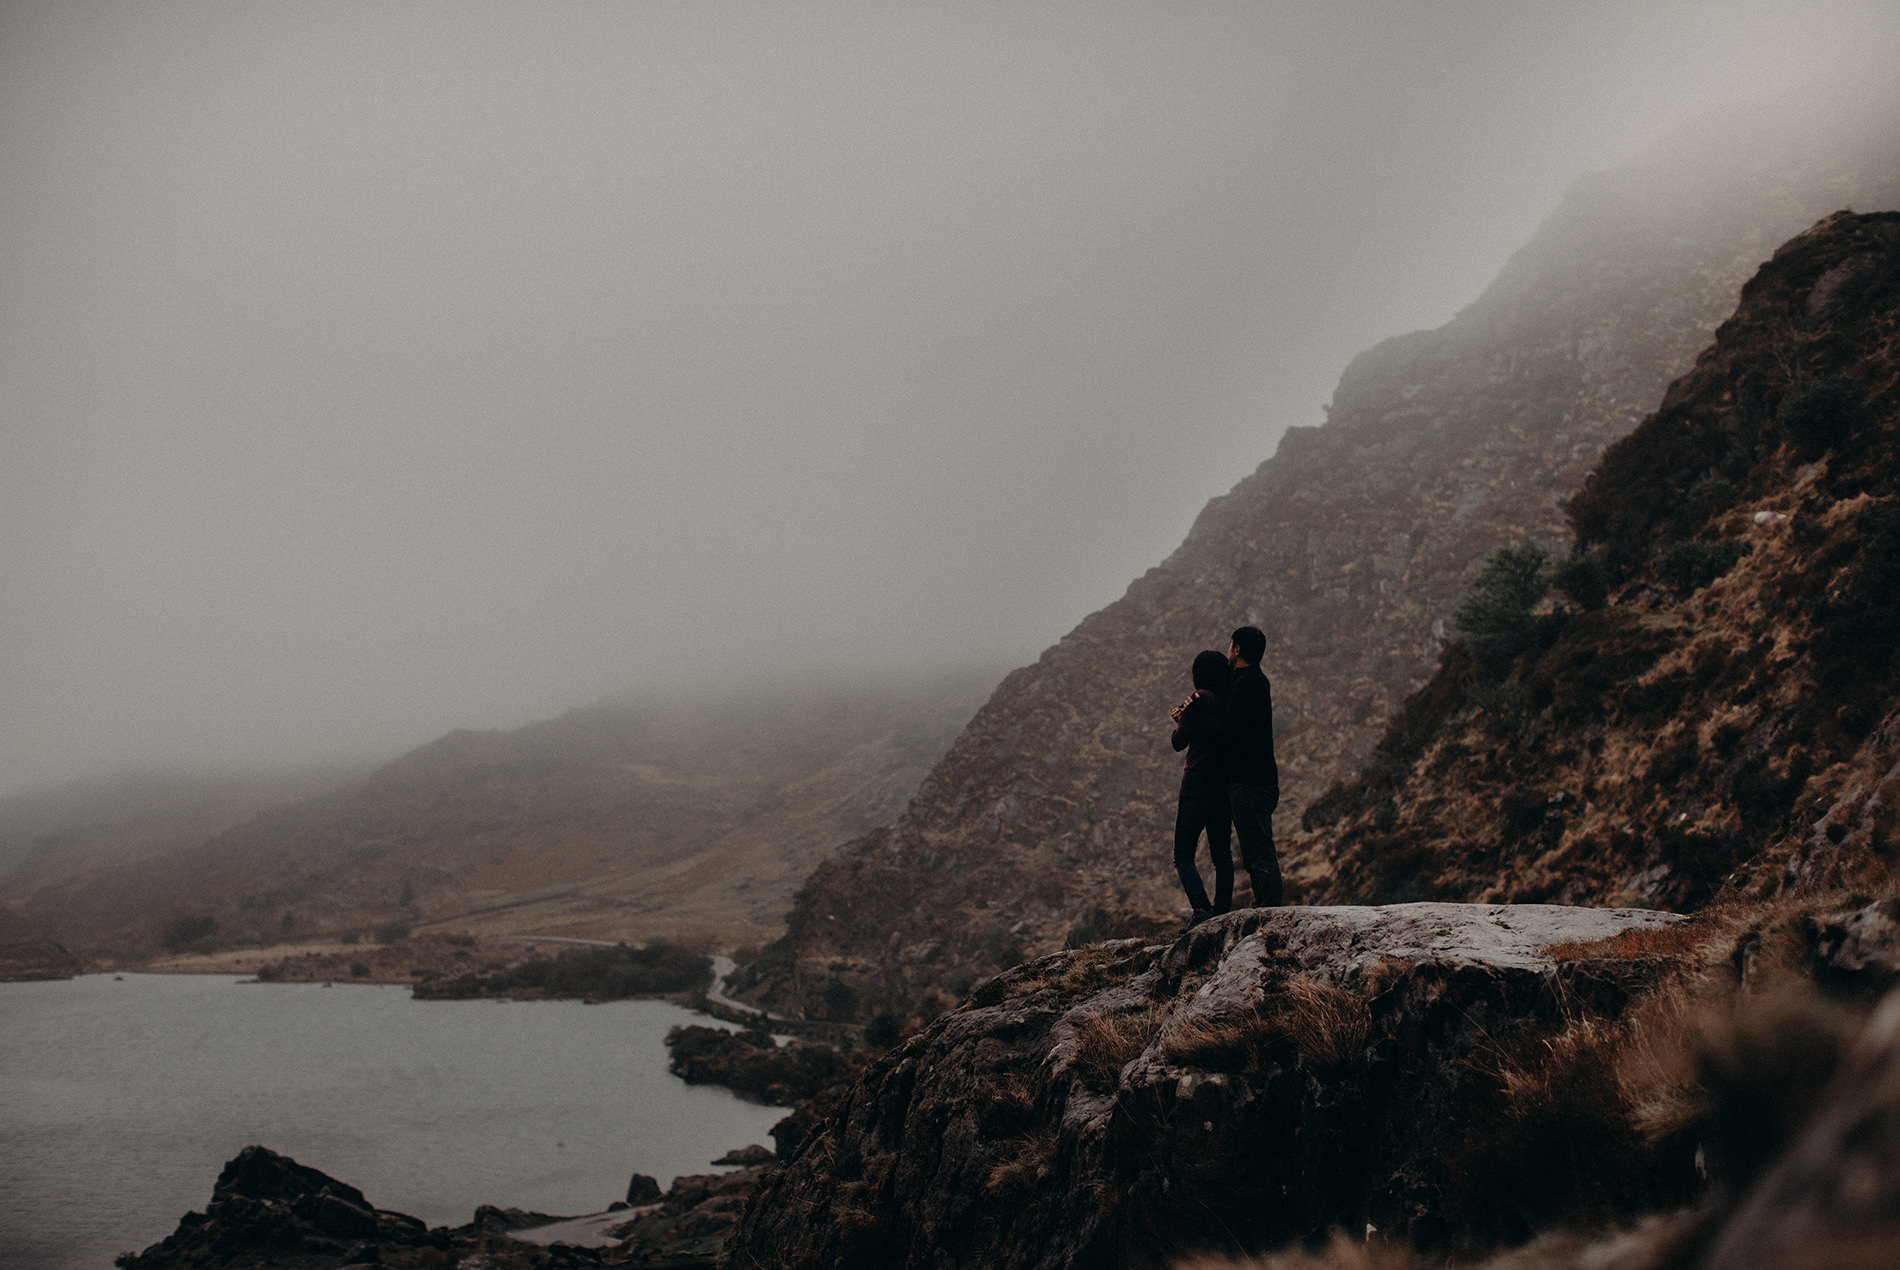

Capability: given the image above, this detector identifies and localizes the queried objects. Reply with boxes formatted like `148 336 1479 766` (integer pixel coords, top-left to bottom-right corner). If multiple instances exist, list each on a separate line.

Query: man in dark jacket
1222 625 1283 906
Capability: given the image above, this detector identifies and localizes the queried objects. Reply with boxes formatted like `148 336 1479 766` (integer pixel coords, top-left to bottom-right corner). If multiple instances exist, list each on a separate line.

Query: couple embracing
1167 624 1282 928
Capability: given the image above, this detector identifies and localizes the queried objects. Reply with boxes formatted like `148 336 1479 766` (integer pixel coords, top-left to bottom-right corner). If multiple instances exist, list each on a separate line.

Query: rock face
726 903 1692 1270
738 106 1900 1024
1306 211 1900 913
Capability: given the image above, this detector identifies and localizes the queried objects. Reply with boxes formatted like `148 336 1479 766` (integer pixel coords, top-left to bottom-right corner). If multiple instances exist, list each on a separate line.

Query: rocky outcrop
1306 211 1900 913
738 105 1900 1025
117 1146 438 1269
118 1145 769 1269
726 902 1695 1270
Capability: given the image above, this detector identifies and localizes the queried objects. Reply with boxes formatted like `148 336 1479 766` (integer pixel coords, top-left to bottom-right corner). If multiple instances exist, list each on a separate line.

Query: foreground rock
726 903 1693 1270
117 1144 767 1269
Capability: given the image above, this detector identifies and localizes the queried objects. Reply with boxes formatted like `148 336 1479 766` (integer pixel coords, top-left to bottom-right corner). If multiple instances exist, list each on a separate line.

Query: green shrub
1453 541 1551 674
1656 539 1749 595
1551 551 1608 612
1780 377 1859 458
161 915 220 954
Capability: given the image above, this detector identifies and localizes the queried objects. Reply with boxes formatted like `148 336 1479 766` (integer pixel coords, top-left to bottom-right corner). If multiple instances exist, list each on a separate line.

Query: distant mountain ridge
0 667 1000 959
737 105 1900 1023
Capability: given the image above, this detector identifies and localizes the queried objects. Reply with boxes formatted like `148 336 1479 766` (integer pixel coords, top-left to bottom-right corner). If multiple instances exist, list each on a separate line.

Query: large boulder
727 903 1695 1270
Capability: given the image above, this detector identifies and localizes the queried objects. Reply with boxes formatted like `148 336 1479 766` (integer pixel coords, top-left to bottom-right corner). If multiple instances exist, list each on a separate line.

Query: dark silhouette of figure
1168 650 1233 925
1223 625 1283 906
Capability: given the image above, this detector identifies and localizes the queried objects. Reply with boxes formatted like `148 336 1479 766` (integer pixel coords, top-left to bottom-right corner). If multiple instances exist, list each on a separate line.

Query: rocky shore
115 1144 775 1269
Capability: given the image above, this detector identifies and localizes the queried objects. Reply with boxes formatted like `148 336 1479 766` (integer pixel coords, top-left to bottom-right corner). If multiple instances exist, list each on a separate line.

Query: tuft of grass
1283 978 1372 1070
1159 1009 1276 1071
1072 1005 1167 1090
984 1125 1058 1201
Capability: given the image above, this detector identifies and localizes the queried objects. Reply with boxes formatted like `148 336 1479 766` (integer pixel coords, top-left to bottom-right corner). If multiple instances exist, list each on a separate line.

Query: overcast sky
3 1 1897 795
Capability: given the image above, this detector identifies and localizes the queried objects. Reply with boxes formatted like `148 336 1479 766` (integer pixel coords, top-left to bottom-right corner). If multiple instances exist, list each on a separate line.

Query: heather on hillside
1305 212 1900 912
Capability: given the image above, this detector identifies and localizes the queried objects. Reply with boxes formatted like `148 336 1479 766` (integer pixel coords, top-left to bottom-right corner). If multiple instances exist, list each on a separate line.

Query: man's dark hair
1230 625 1266 665
1191 649 1230 690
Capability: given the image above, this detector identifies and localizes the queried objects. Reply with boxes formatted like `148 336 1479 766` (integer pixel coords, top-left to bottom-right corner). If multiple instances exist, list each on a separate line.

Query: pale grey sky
3 1 1897 794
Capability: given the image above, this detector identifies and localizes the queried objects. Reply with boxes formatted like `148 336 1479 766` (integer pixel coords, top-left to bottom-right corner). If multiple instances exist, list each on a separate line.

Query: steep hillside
1306 211 1900 911
739 112 1900 1023
0 668 998 959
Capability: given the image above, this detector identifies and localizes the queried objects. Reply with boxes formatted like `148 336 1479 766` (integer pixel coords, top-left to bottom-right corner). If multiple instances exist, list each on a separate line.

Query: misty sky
3 1 1897 795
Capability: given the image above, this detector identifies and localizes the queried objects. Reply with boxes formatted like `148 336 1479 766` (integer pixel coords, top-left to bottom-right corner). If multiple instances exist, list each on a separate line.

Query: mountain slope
1307 210 1900 911
739 108 1900 1023
0 668 999 958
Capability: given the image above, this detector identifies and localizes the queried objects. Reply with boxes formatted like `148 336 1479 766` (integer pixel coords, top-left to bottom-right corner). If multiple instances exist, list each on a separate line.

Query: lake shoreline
1 972 788 1269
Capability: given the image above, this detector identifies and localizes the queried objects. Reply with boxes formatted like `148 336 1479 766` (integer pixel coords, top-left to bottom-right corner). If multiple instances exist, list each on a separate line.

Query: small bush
161 916 219 954
1551 552 1608 612
373 921 412 944
1453 542 1551 675
1656 539 1749 594
1682 472 1737 525
1779 376 1859 457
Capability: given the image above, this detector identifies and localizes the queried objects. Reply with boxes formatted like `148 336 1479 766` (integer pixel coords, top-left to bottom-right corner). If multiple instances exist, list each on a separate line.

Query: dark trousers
1230 782 1283 906
1173 792 1233 914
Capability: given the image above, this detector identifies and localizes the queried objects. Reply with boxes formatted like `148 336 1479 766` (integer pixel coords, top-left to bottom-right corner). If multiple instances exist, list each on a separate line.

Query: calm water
0 974 787 1269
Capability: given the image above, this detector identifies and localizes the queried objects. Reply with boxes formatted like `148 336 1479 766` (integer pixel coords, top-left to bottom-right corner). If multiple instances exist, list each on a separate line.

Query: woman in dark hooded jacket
1168 649 1233 925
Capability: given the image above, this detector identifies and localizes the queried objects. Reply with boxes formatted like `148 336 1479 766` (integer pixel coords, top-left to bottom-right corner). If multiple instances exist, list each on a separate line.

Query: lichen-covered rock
727 903 1694 1270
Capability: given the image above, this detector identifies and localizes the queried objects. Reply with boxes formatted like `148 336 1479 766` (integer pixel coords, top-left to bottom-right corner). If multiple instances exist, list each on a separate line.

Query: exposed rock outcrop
726 903 1694 1270
117 1145 438 1269
118 1145 767 1269
738 104 1900 1025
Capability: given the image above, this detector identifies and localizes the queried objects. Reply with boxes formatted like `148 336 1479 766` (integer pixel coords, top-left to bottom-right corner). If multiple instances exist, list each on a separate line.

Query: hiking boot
1183 907 1214 932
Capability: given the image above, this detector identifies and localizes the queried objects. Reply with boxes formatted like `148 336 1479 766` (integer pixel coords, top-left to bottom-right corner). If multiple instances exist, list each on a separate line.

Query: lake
0 973 788 1269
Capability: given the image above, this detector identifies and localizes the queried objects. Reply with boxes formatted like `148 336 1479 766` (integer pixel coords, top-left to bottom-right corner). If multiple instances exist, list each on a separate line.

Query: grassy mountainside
0 667 999 959
738 109 1900 1025
1304 211 1900 912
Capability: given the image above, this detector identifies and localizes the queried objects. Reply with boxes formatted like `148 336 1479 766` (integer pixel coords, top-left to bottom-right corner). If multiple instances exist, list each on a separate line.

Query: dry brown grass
1159 1008 1274 1069
1284 977 1372 1070
984 1124 1059 1200
1541 919 1710 963
1072 1003 1168 1089
1159 974 1371 1073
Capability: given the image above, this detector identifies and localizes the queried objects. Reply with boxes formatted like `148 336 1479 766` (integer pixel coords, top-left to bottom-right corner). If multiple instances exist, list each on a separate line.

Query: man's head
1229 625 1266 668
